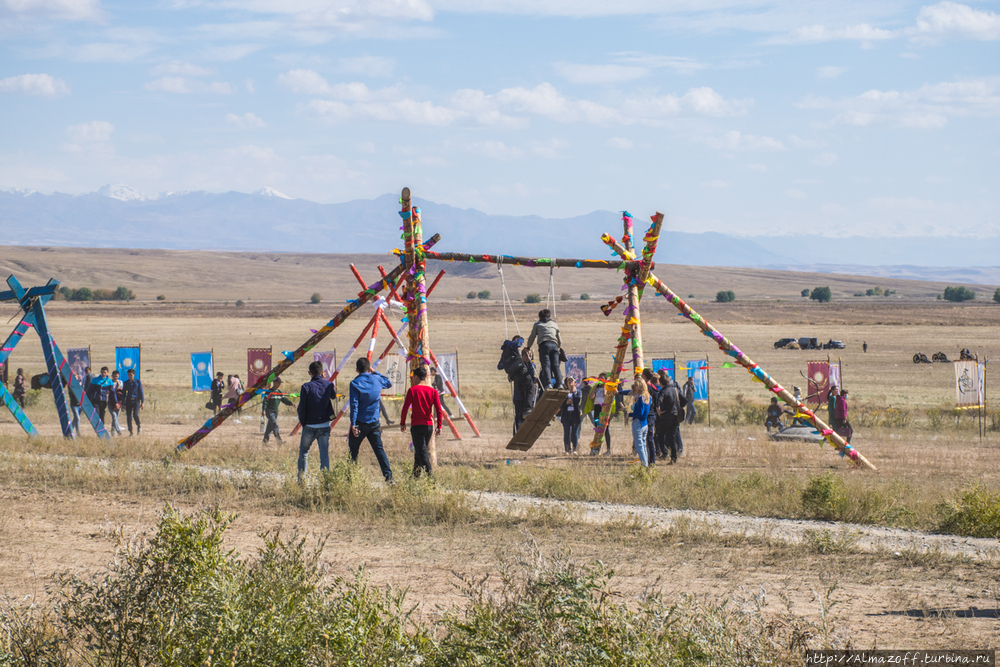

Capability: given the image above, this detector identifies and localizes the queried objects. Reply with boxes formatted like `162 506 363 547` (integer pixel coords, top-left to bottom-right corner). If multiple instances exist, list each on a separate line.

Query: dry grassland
2 253 1000 654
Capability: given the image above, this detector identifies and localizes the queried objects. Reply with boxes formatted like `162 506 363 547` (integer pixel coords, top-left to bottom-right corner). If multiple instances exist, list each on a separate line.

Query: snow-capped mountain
254 187 292 199
96 183 146 202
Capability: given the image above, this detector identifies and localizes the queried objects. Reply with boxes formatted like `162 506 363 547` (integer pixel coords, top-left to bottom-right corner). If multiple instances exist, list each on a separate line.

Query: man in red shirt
399 365 443 478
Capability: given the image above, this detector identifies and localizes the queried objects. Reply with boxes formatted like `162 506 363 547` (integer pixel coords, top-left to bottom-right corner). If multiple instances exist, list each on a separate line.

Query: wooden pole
602 234 875 471
423 250 635 271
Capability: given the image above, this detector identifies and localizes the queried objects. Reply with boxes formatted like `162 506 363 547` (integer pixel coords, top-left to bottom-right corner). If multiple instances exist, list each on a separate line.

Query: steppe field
2 245 1000 661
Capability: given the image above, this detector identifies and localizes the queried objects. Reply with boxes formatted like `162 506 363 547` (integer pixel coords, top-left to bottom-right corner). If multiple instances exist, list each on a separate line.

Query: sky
0 0 998 238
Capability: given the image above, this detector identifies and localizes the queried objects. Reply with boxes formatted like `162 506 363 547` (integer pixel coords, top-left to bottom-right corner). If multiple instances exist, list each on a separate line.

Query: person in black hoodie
557 376 582 454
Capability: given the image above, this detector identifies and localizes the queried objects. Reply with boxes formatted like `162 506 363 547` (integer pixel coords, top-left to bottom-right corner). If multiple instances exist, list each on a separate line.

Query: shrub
800 288 809 297
156 295 165 301
310 292 322 304
477 290 491 300
943 286 976 302
466 291 477 299
715 290 735 303
802 473 848 521
72 287 93 302
114 286 135 301
560 292 570 301
810 286 832 303
524 294 542 304
853 292 864 297
579 293 590 301
937 484 1000 537
235 299 245 307
994 288 1000 304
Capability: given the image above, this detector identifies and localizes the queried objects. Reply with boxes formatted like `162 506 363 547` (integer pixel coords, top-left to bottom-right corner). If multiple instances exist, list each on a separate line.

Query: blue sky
1 0 997 238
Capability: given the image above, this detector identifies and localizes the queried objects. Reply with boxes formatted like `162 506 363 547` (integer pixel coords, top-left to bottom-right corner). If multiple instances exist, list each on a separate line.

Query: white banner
383 348 408 396
436 352 459 393
829 362 841 393
955 360 980 407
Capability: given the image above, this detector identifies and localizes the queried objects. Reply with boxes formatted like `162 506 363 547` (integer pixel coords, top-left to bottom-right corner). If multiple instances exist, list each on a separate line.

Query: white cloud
0 73 69 96
788 135 826 149
912 1 1000 42
337 55 395 77
245 78 255 93
812 152 838 166
606 137 633 149
798 78 1000 128
611 52 706 74
747 163 767 172
277 69 399 101
1 0 100 20
818 66 847 79
306 98 462 125
785 188 806 198
469 140 521 160
553 62 647 84
66 120 113 142
75 42 156 62
151 60 213 76
782 23 896 43
705 130 784 151
530 138 568 159
225 112 266 128
702 180 730 189
144 77 235 94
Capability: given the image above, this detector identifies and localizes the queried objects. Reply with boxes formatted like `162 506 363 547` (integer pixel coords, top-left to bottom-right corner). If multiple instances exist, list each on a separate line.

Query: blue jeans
348 421 393 481
298 425 331 476
631 420 649 467
71 406 81 434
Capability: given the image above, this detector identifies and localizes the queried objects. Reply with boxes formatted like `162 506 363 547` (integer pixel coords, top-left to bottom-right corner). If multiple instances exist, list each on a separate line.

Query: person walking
827 384 838 427
628 379 652 467
655 370 685 464
226 374 244 421
833 389 852 443
122 368 144 436
588 373 614 455
262 378 294 445
642 370 660 464
12 368 26 408
67 377 81 434
88 366 114 425
431 367 453 418
296 361 337 480
348 358 394 482
399 365 442 478
108 370 124 435
210 372 225 413
683 376 697 425
863 341 868 353
557 376 582 454
525 309 562 390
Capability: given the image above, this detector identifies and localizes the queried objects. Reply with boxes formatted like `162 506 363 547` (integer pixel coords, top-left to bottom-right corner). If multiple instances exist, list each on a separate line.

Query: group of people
5 365 144 436
498 309 699 467
764 384 852 443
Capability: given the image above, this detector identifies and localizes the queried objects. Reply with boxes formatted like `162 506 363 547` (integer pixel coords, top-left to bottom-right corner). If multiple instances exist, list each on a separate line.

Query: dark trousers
125 402 141 434
512 382 535 434
538 341 561 389
94 400 107 424
348 421 393 481
646 422 656 463
562 419 580 452
263 410 281 442
410 424 433 477
658 417 682 462
440 396 453 417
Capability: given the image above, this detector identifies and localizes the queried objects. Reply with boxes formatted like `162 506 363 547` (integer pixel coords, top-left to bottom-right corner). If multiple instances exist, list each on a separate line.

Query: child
399 365 442 478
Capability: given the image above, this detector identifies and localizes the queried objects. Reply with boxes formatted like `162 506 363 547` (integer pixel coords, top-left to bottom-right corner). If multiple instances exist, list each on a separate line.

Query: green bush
156 295 166 301
943 286 975 302
802 473 847 521
994 288 1000 304
715 290 735 303
524 294 542 304
235 299 245 307
466 291 477 299
310 292 322 304
810 286 832 303
937 484 1000 537
477 290 490 300
580 293 590 301
801 288 809 297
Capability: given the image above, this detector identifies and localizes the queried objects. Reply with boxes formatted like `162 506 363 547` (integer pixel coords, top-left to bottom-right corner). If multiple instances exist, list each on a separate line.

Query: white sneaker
233 419 242 424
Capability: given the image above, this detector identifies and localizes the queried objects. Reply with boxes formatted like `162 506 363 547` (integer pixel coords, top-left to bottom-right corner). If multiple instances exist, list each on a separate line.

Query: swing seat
506 389 570 451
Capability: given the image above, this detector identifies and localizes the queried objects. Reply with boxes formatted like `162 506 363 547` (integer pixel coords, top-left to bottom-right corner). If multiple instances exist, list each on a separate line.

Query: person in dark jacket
498 337 536 435
122 368 144 436
262 377 295 445
642 369 659 464
431 367 453 417
12 368 26 408
88 366 114 425
65 376 81 435
683 377 697 425
655 370 686 464
210 372 225 413
525 309 562 390
297 361 337 480
556 376 582 454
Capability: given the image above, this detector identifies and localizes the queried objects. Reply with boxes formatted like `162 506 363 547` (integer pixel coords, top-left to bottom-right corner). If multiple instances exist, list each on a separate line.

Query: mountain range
1 185 997 285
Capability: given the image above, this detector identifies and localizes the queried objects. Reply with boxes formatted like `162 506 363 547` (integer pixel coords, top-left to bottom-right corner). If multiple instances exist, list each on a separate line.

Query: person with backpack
498 336 537 435
399 365 443 478
525 309 562 390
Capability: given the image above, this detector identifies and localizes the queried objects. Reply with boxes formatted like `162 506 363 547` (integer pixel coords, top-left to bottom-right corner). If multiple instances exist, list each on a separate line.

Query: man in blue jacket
297 360 336 480
122 368 144 436
349 357 394 482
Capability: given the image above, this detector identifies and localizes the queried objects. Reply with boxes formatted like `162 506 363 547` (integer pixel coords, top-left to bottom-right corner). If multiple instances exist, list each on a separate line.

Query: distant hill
1 187 997 283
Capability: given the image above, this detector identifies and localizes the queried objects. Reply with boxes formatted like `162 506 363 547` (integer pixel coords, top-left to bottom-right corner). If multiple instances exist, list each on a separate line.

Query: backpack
498 340 529 385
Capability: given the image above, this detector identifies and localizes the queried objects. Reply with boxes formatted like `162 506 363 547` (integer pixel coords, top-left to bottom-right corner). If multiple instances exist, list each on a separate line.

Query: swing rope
546 262 557 321
498 260 521 340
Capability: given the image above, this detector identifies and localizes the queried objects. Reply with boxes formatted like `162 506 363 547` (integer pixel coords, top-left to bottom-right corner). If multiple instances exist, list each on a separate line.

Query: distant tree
114 286 135 301
466 291 477 299
873 286 884 296
235 299 245 307
810 287 832 303
937 294 943 300
310 293 322 304
800 289 810 297
525 293 542 304
560 292 570 301
994 288 1000 304
853 292 864 297
72 287 93 302
715 290 736 303
580 293 590 301
943 286 976 302
865 289 875 296
477 290 490 300
156 295 166 301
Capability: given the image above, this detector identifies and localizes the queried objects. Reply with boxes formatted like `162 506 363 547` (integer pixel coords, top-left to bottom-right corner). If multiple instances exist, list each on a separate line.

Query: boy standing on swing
525 309 562 390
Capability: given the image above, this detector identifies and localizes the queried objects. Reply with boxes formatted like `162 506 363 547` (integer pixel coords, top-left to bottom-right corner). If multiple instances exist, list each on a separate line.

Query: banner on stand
247 348 272 387
652 358 675 381
67 347 90 384
116 346 141 379
565 354 586 387
313 351 337 383
955 360 980 407
191 352 214 392
436 352 459 393
806 361 830 405
685 360 708 400
384 348 408 396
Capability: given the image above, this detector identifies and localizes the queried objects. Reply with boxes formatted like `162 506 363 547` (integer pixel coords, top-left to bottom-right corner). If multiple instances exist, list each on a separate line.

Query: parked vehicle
822 339 846 350
774 337 797 349
798 337 819 350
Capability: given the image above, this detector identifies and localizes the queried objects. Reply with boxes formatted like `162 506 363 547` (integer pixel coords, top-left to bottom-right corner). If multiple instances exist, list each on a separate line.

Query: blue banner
116 346 140 379
191 352 213 392
686 360 708 400
651 358 675 381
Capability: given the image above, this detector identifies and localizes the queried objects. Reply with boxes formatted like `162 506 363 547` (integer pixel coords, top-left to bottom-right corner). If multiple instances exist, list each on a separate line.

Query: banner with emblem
383 348 408 396
564 354 587 388
67 347 91 384
806 360 830 405
191 351 214 392
955 360 980 407
247 347 272 387
116 346 141 380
